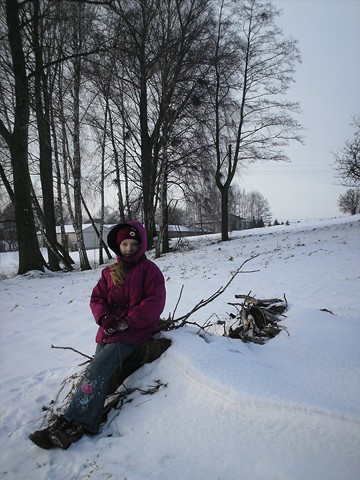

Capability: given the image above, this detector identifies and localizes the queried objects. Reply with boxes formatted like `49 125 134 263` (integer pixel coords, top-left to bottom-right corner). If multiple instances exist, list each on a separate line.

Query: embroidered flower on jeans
81 383 93 394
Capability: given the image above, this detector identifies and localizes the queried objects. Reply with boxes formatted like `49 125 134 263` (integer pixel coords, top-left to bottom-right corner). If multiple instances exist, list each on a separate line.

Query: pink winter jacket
90 221 166 345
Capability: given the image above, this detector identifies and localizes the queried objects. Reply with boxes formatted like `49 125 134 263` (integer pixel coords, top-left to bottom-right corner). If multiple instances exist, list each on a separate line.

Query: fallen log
102 336 172 421
107 337 172 395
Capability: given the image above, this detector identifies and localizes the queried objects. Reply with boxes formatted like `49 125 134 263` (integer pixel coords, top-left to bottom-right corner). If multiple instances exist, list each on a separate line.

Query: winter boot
29 415 69 450
49 418 84 450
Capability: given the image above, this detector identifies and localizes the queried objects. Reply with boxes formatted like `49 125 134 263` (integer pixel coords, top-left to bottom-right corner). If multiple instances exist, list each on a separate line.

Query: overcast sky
240 0 360 222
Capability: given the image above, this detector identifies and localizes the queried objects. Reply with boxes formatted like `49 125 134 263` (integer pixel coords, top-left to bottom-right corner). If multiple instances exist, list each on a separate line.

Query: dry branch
227 293 289 344
51 344 93 361
158 255 260 332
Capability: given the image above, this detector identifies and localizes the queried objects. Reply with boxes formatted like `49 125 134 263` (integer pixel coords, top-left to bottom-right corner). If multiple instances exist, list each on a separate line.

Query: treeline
0 0 301 274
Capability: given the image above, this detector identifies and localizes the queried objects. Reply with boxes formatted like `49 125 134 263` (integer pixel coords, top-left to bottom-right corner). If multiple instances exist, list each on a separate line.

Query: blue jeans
64 342 136 433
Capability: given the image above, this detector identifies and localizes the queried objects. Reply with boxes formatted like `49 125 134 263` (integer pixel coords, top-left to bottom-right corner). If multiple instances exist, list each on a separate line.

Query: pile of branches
227 294 289 344
156 255 261 333
155 256 289 345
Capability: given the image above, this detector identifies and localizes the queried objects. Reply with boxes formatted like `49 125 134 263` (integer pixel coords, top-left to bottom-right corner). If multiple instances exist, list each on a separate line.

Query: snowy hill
0 215 359 480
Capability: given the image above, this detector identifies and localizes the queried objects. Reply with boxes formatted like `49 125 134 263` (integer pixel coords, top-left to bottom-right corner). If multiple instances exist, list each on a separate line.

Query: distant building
37 224 114 251
193 214 247 233
82 224 114 250
37 216 249 252
164 224 212 238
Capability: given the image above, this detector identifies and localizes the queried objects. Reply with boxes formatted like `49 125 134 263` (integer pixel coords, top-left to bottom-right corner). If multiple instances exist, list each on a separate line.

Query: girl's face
119 239 140 256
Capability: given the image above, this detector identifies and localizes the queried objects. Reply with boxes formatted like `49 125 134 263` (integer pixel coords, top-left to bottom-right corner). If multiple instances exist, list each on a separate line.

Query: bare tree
0 202 17 252
245 190 272 226
29 0 77 271
338 188 360 215
208 0 302 240
1 0 302 270
83 41 129 241
70 4 92 271
0 0 46 274
333 117 360 187
49 1 107 271
104 0 214 248
1 0 107 273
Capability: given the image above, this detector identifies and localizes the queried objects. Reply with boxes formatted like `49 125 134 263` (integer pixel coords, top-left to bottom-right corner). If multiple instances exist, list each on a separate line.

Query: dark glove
99 314 116 330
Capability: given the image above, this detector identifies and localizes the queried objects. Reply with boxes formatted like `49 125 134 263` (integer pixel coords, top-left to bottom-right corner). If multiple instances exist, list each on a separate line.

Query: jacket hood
107 221 148 263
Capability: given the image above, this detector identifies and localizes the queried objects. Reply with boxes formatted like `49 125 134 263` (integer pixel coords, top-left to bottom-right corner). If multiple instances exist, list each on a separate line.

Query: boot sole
28 432 55 450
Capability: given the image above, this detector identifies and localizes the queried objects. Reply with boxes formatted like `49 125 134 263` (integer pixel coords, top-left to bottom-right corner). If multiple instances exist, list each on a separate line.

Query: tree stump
102 337 172 419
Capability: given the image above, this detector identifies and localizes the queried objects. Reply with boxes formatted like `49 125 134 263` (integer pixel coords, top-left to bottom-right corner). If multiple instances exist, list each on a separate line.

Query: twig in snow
51 344 93 361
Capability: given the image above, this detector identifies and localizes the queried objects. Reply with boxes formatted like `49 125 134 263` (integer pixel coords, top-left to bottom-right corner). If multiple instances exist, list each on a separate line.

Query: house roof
36 224 115 235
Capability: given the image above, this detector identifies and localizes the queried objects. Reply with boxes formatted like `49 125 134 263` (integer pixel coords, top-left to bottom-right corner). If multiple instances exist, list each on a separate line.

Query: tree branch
51 344 93 361
161 255 260 330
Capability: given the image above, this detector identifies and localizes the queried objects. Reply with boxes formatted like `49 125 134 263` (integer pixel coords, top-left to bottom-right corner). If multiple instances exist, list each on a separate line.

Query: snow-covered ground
0 215 359 480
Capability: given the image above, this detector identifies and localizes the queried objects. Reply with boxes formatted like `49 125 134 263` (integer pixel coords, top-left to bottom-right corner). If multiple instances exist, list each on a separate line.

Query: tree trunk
220 186 229 241
32 0 60 272
107 337 172 397
50 93 75 268
81 194 112 261
140 91 156 246
99 99 108 266
158 159 170 255
108 103 125 221
31 186 74 270
72 55 91 271
4 0 46 274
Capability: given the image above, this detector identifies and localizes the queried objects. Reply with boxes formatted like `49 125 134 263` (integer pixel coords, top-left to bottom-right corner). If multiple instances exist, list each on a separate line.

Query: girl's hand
99 314 116 330
114 319 129 331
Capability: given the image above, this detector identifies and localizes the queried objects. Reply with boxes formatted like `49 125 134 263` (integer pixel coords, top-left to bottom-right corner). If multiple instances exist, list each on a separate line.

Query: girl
29 221 166 449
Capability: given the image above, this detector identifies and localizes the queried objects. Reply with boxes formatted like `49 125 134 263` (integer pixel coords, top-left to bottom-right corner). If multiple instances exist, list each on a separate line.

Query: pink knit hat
116 225 141 245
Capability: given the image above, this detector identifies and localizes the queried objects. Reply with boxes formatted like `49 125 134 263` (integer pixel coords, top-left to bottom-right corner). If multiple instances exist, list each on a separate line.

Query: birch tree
209 0 302 240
